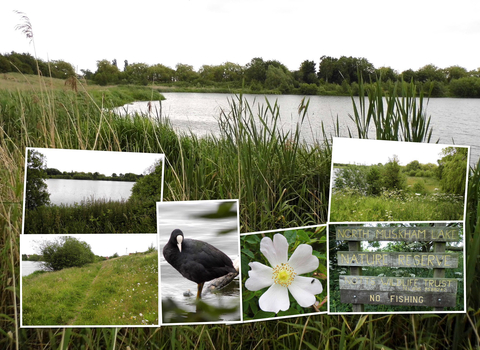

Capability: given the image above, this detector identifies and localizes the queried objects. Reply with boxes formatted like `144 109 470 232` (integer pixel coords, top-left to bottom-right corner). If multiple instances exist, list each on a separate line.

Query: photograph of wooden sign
332 224 463 312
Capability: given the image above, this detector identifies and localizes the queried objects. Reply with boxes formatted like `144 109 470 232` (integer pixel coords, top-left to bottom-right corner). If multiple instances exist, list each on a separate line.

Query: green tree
94 59 120 85
333 165 369 194
381 155 406 191
318 55 341 84
25 149 50 210
298 60 318 84
49 60 75 79
45 168 62 176
245 57 267 84
405 160 422 174
416 64 446 83
401 69 416 82
148 64 175 83
444 65 468 82
438 147 468 195
264 65 294 91
174 63 198 82
449 77 480 98
124 62 149 85
39 236 95 271
129 159 163 210
366 166 382 196
376 67 398 82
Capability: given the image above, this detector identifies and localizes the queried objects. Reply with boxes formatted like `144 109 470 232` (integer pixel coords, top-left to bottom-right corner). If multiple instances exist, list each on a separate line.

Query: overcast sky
21 234 158 256
332 137 469 166
28 147 163 176
2 0 479 74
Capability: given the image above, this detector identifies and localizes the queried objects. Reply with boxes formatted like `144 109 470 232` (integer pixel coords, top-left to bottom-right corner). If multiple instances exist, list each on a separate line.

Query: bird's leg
196 282 204 299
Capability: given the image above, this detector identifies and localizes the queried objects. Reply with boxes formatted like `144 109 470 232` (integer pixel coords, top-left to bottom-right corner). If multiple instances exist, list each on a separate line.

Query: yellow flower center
272 263 296 287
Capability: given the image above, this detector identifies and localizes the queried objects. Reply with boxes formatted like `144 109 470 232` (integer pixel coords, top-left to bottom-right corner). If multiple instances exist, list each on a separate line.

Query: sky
28 147 164 176
2 0 479 74
20 234 158 256
331 137 468 166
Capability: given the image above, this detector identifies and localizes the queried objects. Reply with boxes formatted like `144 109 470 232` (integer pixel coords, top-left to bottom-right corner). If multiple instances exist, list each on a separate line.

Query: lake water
46 179 136 206
22 261 47 276
121 93 480 164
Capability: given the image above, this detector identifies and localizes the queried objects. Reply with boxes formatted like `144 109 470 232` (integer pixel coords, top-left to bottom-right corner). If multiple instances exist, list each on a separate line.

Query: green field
22 252 158 326
330 189 464 222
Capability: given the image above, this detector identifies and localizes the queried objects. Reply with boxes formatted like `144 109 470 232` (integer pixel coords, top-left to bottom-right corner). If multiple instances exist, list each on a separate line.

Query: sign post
335 226 461 311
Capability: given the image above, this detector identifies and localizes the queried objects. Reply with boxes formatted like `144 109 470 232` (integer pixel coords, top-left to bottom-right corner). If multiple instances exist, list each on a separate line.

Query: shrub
412 180 427 194
334 165 369 194
382 155 406 191
299 83 318 95
366 166 382 196
39 236 95 271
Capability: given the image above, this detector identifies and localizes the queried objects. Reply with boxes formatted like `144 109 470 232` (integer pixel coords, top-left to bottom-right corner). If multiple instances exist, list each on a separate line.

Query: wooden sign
337 252 458 268
336 226 460 242
335 224 462 310
340 290 457 307
339 276 458 293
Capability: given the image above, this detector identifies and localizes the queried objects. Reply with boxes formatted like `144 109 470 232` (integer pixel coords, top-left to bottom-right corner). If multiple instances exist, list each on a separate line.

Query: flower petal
258 283 290 313
260 234 288 267
245 262 273 291
288 275 323 308
288 244 319 275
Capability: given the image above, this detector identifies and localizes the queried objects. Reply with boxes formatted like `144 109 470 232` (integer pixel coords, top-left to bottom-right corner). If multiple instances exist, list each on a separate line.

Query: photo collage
20 137 469 327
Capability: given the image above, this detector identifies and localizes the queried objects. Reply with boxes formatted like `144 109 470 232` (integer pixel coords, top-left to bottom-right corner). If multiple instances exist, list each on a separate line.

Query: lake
22 261 47 276
120 93 480 163
46 179 136 206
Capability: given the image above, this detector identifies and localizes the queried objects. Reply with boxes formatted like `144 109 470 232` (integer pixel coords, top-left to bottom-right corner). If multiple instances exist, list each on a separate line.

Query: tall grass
0 72 479 349
348 76 434 143
24 198 156 233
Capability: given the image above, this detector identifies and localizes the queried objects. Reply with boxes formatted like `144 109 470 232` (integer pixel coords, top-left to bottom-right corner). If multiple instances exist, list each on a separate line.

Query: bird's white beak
176 235 183 252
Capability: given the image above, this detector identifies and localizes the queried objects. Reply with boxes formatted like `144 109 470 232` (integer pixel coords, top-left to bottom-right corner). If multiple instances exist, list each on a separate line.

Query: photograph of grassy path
21 235 159 326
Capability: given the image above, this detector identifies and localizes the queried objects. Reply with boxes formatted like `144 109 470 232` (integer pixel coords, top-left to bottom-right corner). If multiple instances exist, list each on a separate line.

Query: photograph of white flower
241 226 327 321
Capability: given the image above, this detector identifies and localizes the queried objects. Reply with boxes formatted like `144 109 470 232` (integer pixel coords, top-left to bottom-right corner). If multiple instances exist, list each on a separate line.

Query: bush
382 155 406 191
299 83 318 95
39 236 95 271
366 166 382 196
412 180 427 194
334 165 369 194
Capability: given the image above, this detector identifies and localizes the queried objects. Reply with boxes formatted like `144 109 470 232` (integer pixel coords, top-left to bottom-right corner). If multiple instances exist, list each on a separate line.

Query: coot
163 229 238 299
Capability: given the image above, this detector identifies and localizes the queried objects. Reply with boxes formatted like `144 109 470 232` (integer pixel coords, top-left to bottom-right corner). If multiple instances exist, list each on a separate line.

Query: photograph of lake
23 148 165 234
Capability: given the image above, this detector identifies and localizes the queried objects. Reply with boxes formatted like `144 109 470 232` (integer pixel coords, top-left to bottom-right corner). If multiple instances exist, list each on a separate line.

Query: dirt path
68 260 108 325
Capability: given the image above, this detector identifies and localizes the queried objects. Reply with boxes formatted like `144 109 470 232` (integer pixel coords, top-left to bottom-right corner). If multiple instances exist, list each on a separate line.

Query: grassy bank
24 198 156 234
22 251 158 326
0 72 164 107
0 74 479 348
330 189 464 222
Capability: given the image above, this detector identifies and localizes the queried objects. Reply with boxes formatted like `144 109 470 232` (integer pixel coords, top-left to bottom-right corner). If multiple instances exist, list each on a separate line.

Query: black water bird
163 229 238 299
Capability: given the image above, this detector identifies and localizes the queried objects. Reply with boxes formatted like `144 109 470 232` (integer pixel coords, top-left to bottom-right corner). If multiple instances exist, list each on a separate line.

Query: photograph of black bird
163 229 238 299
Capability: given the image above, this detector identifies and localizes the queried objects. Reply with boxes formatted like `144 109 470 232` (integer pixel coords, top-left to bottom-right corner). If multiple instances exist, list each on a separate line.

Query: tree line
2 51 480 97
45 168 143 182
